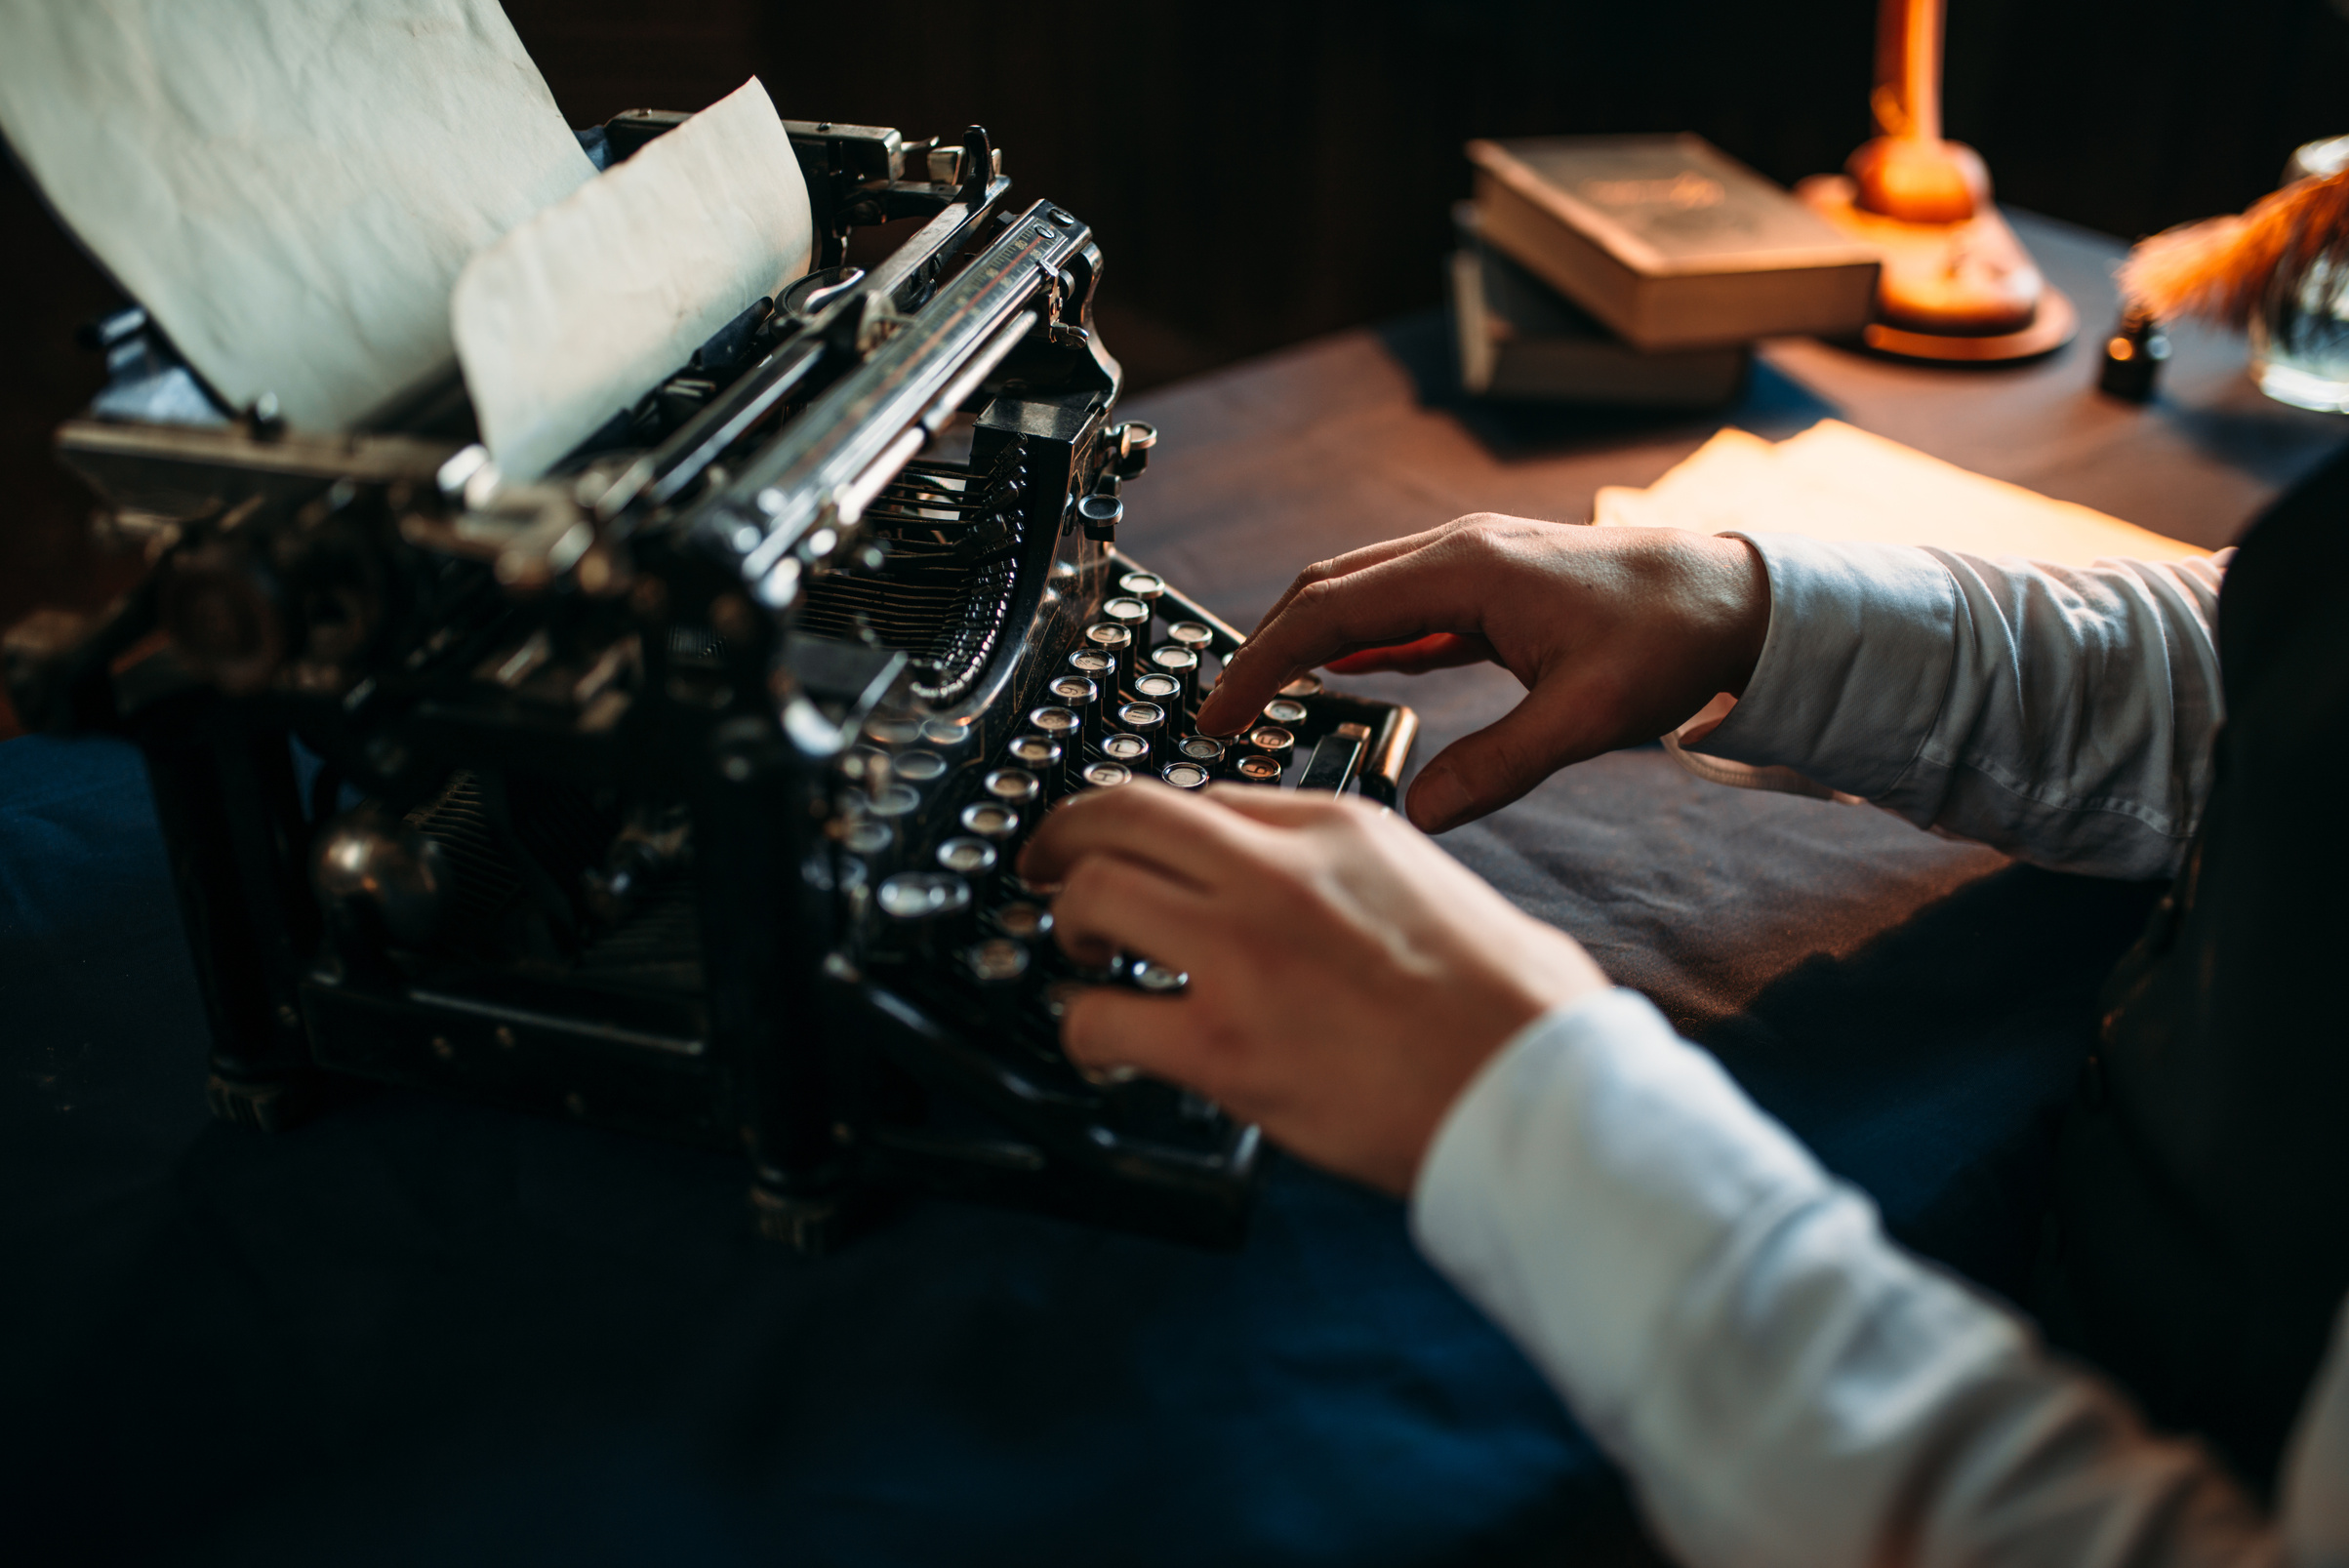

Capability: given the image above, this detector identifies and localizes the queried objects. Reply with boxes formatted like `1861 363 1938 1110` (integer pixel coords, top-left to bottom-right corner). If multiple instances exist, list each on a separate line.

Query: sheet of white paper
1593 420 2208 567
0 0 595 431
452 78 814 481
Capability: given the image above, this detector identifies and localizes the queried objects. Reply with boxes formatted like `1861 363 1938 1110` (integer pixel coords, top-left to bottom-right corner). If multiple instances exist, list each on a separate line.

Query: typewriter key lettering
1263 698 1309 726
1146 644 1200 714
1178 735 1226 768
1247 725 1295 764
1006 734 1066 794
1081 760 1134 787
1235 754 1283 784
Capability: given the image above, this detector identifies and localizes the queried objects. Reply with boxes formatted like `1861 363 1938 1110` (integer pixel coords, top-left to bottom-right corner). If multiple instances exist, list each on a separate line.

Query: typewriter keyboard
836 569 1399 1139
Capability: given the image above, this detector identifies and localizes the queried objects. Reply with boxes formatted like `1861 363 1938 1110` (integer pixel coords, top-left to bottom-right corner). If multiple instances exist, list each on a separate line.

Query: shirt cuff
1408 987 1830 1445
1686 533 1959 801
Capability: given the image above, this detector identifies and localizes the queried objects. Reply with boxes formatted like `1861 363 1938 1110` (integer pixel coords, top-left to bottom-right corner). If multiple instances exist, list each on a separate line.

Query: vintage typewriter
4 116 1417 1251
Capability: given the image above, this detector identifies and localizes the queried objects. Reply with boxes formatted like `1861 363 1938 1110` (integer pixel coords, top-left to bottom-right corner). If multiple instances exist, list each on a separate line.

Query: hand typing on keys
1018 781 1605 1194
1194 516 1772 834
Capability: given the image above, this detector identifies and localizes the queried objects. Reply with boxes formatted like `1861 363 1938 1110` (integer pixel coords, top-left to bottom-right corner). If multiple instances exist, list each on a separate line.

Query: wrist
1697 534 1771 697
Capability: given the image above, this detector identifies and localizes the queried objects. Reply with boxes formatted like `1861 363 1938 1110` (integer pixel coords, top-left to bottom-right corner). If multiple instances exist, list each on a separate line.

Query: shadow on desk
1369 313 1843 464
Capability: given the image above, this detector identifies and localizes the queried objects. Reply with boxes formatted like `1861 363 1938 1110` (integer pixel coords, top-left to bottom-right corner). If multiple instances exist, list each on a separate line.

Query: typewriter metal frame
5 116 1418 1251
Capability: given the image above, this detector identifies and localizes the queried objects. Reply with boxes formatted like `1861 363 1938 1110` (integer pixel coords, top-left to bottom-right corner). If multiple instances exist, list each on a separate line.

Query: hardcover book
1467 135 1879 350
1449 204 1748 407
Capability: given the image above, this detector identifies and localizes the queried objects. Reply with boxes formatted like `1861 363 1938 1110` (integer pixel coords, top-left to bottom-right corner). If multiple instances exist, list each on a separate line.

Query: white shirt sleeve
1681 534 2229 881
1410 989 2349 1568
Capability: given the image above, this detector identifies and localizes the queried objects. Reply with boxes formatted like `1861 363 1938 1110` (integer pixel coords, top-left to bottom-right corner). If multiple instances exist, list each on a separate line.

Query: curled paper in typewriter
0 0 595 430
452 78 816 482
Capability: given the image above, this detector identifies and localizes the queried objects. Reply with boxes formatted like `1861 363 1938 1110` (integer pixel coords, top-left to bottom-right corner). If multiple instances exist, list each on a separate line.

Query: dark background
6 0 2347 717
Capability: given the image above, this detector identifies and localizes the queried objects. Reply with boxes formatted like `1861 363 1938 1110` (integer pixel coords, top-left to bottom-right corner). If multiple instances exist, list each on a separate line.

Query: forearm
1411 992 2279 1568
1685 535 2227 880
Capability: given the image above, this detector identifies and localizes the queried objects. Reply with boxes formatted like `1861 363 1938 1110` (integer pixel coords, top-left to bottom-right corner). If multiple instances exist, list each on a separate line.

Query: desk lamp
1795 0 2077 361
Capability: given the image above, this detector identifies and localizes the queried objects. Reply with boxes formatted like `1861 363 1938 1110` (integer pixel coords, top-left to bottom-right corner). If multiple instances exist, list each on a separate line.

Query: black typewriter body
5 117 1417 1250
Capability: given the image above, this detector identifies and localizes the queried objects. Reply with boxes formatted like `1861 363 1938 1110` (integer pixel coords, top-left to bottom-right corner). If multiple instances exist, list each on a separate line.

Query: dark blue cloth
0 728 2156 1566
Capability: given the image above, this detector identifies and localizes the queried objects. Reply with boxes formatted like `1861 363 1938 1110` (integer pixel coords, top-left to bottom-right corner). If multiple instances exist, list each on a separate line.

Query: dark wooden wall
7 0 2347 720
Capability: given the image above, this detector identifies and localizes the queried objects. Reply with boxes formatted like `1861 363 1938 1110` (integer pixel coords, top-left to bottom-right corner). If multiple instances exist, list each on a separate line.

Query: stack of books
1450 135 1880 409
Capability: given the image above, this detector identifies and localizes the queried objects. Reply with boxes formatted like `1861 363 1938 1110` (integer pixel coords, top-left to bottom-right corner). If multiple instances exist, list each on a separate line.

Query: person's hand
1018 781 1608 1196
1194 517 1770 833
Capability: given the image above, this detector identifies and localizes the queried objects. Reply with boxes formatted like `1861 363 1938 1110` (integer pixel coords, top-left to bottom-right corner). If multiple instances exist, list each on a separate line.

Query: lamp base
1862 286 2078 362
1797 173 2079 363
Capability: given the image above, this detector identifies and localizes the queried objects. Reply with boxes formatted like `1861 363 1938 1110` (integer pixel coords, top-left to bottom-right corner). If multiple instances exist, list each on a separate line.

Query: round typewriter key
1247 725 1295 766
959 800 1022 840
984 768 1041 810
1083 622 1135 695
893 749 948 784
864 715 926 746
1068 647 1116 681
1263 698 1310 726
1146 644 1200 715
1117 570 1166 606
1279 674 1324 698
964 938 1031 985
1042 679 1099 748
1166 621 1215 653
935 836 998 876
1159 761 1210 790
1178 734 1226 770
1114 701 1167 766
1025 705 1083 784
1097 734 1150 768
1102 595 1151 637
868 783 921 820
877 871 972 921
1005 734 1066 795
1234 754 1283 785
841 820 894 856
1080 760 1133 788
1132 671 1183 709
992 901 1054 942
920 717 974 749
1132 958 1188 993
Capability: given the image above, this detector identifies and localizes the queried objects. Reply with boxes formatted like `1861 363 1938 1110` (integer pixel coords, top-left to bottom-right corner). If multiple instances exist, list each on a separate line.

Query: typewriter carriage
6 114 1416 1251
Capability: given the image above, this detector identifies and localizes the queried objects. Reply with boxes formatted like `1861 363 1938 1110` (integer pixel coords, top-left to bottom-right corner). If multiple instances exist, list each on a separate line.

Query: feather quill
2120 170 2349 327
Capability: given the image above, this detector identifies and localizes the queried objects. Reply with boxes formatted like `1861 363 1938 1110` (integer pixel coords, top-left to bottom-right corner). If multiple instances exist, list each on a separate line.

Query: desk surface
3 215 2339 1568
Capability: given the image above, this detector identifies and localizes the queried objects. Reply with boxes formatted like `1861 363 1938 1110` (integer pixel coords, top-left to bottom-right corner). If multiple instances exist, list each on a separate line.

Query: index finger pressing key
1201 549 1486 733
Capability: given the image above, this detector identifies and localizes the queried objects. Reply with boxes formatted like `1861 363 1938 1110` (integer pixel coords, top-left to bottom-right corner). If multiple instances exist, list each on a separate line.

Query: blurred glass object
2250 137 2349 413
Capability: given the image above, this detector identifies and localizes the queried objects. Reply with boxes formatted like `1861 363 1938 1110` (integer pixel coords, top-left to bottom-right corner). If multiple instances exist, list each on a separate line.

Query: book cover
1467 135 1879 350
1449 204 1747 407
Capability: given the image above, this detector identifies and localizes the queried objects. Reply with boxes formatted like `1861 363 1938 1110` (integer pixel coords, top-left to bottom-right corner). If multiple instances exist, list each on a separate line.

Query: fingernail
1408 768 1466 832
